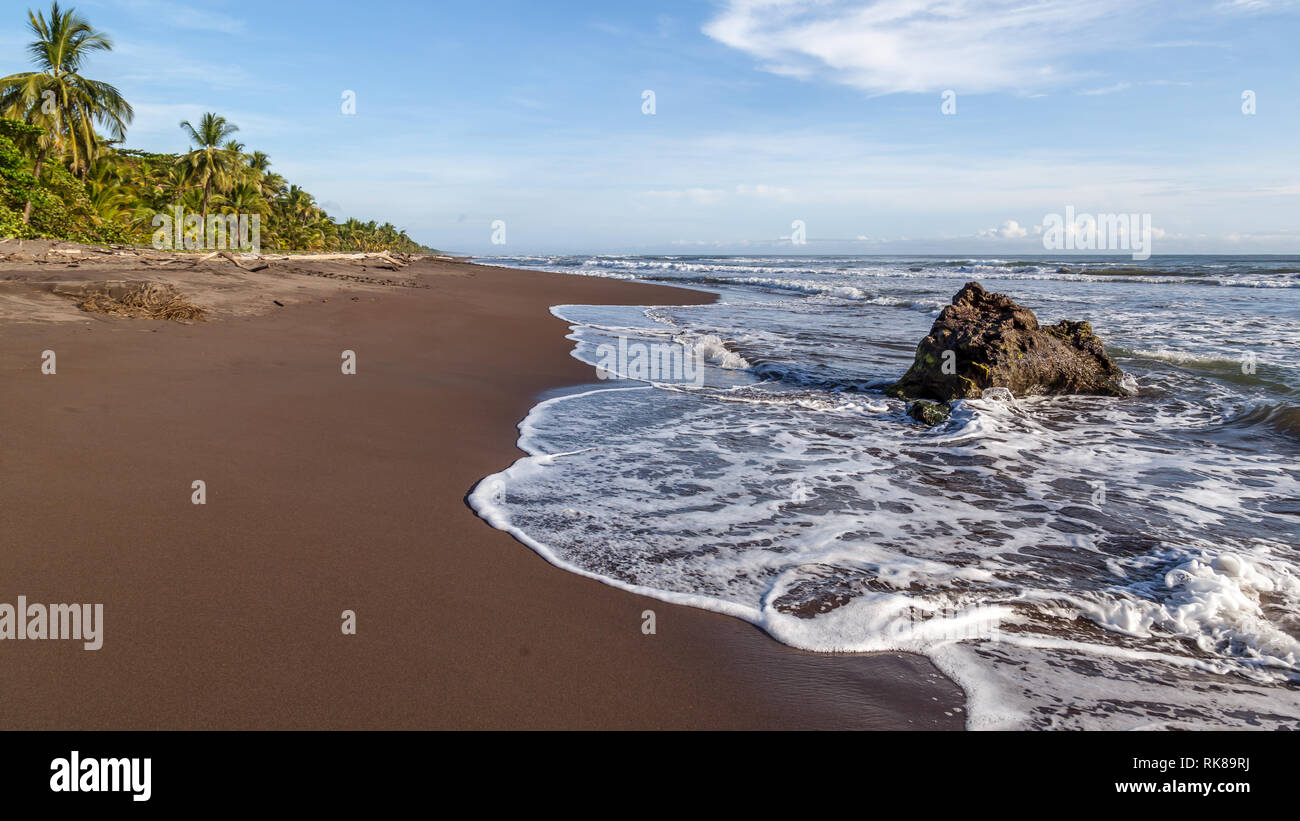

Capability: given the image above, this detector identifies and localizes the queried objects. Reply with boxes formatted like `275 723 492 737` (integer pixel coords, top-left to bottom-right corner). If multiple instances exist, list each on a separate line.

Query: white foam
468 255 1300 729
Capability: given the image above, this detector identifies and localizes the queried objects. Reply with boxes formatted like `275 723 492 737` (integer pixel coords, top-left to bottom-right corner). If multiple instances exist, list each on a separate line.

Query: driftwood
221 251 269 272
183 250 409 271
192 250 270 272
1 242 446 278
258 251 408 267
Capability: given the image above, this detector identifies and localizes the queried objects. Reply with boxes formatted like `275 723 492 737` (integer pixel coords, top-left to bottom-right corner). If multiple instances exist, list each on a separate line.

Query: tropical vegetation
0 3 429 252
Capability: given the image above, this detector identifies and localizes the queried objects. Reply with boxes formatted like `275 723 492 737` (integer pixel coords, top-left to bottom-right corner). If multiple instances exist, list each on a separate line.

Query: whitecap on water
470 254 1300 729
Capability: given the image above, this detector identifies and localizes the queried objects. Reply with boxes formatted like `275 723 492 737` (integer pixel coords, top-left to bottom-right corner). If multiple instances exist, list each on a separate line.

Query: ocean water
468 254 1300 729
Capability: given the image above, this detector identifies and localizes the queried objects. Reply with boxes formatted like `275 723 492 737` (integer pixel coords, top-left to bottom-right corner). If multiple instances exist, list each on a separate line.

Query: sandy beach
0 245 962 729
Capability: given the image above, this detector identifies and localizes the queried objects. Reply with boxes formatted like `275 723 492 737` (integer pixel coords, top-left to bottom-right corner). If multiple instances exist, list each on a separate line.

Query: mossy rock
907 400 951 426
888 282 1130 401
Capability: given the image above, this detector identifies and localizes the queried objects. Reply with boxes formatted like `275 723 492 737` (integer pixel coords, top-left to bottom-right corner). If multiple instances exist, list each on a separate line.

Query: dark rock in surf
887 281 1129 402
907 399 951 426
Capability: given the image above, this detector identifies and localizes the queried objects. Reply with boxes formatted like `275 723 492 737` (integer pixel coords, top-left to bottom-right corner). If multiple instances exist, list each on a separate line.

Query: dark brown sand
0 256 964 729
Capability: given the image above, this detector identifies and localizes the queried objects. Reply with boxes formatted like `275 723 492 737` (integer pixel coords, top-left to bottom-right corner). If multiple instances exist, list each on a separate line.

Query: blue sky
3 0 1298 254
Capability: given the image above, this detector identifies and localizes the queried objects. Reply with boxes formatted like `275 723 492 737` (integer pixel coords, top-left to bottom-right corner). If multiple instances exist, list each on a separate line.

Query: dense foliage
0 3 429 253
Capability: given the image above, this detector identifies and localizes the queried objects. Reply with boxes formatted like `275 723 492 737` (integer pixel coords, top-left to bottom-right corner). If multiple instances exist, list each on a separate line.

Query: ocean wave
1218 402 1300 438
1211 278 1300 288
471 377 1300 729
679 332 752 370
1054 546 1300 672
481 255 1300 292
744 360 894 393
1113 347 1298 395
658 274 948 313
473 252 1300 728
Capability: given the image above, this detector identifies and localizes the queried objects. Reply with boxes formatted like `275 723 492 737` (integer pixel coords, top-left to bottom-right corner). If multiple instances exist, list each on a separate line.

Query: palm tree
259 170 286 201
177 112 240 226
85 162 132 225
281 184 317 221
157 161 192 208
0 2 133 223
223 181 267 219
243 150 285 199
246 151 271 174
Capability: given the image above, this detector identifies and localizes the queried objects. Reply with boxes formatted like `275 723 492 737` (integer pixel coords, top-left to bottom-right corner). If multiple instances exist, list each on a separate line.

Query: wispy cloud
640 188 728 206
108 39 259 92
1079 82 1133 96
735 183 795 201
128 102 298 146
588 21 625 36
91 0 248 35
1216 0 1299 11
703 0 1159 94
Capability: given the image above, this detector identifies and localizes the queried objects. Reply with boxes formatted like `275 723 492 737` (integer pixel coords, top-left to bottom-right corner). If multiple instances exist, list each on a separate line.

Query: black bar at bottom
3 730 1287 808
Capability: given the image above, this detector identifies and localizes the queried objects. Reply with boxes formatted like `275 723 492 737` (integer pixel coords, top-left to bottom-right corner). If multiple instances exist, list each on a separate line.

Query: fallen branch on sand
256 251 411 270
259 251 405 263
193 250 270 272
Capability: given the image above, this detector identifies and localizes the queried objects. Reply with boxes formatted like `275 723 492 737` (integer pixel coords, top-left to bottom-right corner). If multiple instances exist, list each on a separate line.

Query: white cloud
641 188 728 206
735 183 795 200
127 102 298 147
979 219 1030 239
99 0 249 35
1223 229 1300 242
1216 0 1297 11
292 126 1300 253
703 0 1154 94
109 39 259 92
1079 82 1132 96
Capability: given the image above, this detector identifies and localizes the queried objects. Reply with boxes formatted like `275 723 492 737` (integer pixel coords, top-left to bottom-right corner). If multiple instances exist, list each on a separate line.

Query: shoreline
0 250 963 729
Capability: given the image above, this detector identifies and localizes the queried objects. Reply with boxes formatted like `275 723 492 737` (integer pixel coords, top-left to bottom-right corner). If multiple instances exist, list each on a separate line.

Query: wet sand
0 253 963 729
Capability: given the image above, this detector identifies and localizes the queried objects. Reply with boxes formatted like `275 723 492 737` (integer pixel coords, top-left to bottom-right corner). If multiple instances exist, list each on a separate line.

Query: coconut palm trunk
21 143 49 224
